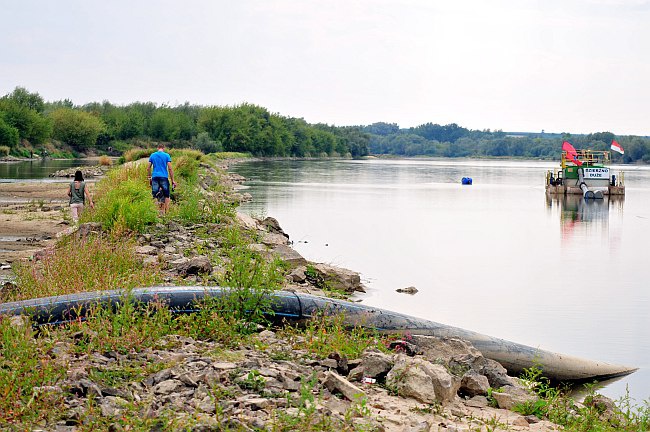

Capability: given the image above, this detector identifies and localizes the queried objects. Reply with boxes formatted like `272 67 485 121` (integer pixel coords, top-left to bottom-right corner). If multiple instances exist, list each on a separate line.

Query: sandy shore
0 181 95 281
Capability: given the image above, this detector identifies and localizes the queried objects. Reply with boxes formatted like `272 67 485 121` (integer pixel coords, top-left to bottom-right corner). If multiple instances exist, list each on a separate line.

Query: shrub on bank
89 164 158 233
10 235 162 301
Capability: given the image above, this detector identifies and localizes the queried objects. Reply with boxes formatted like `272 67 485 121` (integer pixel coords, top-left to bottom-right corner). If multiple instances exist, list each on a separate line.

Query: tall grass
10 236 163 301
0 317 66 426
88 164 158 233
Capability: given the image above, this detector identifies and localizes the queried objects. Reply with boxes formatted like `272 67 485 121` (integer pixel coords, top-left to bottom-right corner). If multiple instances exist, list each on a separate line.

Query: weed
280 313 387 360
10 236 163 301
0 316 66 426
238 369 266 392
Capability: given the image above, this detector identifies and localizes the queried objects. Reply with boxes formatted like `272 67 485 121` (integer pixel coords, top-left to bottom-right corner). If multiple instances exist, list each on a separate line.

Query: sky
1 0 649 135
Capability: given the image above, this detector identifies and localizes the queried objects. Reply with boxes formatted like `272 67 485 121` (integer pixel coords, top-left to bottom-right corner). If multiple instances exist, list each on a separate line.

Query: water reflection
546 194 625 242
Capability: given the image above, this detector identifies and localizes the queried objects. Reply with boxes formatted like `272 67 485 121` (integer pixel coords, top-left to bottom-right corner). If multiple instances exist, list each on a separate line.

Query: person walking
67 170 94 223
147 143 177 213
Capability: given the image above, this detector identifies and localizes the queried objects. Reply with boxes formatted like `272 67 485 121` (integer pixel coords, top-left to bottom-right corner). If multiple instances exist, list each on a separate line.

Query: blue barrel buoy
462 177 473 185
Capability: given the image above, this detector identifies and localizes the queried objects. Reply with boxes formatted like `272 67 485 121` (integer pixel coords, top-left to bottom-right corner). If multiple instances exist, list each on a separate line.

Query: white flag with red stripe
611 140 624 155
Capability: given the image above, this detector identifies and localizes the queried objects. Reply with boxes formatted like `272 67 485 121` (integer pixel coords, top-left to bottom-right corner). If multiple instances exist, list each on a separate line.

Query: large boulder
385 355 460 405
309 263 364 293
413 335 514 388
260 217 289 240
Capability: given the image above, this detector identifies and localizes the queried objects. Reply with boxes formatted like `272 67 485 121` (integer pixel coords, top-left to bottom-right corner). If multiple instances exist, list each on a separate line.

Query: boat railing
562 149 610 167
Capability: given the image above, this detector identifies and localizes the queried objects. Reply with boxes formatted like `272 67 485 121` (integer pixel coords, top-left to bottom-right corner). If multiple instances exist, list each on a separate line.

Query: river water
232 158 650 403
0 159 96 182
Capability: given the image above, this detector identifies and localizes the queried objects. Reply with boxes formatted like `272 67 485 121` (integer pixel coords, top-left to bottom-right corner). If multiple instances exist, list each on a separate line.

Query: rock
359 350 393 379
260 217 289 240
9 315 30 330
261 232 290 246
584 394 619 421
414 335 513 388
386 357 437 404
409 421 431 432
100 396 128 417
244 397 271 410
386 356 459 405
396 286 418 294
154 379 183 395
323 372 366 401
176 256 212 275
388 340 420 356
525 414 541 424
271 245 307 267
321 358 339 369
491 385 537 410
288 266 307 283
136 245 158 255
236 212 258 230
465 395 489 408
460 371 490 397
310 263 364 293
76 379 102 398
425 362 460 404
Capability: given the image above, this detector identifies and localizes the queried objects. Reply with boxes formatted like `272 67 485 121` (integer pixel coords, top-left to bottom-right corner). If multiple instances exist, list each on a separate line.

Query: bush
98 155 112 166
0 145 9 156
91 165 159 233
122 147 154 163
49 108 105 150
192 131 223 154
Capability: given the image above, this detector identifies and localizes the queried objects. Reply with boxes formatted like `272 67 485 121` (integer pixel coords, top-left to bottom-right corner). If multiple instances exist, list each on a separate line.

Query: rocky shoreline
1 158 617 431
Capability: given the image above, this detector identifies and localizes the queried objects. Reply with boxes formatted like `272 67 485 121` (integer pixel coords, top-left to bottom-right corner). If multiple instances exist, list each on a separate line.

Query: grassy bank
1 151 649 431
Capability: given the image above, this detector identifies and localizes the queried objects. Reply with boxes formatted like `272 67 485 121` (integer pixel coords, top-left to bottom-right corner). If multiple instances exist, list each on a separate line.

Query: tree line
363 122 650 163
1 87 649 163
0 87 369 158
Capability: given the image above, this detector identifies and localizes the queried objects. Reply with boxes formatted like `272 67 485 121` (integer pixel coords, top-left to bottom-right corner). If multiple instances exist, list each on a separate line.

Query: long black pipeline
0 286 637 382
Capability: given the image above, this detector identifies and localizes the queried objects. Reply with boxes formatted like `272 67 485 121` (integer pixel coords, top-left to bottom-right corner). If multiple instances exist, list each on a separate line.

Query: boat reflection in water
545 194 624 242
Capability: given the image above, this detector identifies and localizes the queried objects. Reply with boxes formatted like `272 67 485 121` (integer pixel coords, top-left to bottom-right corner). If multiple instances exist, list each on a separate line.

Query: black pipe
0 286 637 381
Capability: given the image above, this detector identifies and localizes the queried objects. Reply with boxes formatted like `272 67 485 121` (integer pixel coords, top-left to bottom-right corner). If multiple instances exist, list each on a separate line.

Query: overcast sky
1 0 649 135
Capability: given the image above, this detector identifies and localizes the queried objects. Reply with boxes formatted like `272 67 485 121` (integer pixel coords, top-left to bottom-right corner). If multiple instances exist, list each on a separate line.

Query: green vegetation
365 122 650 163
3 86 649 162
513 366 650 431
0 87 370 158
2 144 649 430
9 235 162 301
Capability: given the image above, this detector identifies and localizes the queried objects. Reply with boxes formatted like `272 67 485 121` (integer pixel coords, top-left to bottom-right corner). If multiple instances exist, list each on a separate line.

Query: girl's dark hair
74 170 84 182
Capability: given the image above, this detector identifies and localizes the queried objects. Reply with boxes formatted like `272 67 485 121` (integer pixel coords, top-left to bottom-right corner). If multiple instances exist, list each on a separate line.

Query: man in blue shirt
147 143 177 213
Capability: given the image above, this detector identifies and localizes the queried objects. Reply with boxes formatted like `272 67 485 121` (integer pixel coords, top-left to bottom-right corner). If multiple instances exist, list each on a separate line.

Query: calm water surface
233 159 650 402
0 159 96 181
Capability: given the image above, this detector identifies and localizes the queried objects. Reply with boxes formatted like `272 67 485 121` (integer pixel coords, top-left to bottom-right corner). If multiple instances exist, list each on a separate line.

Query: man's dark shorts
151 177 170 202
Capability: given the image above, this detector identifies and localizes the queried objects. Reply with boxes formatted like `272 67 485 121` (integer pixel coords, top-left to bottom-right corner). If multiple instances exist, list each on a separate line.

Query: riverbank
0 155 641 431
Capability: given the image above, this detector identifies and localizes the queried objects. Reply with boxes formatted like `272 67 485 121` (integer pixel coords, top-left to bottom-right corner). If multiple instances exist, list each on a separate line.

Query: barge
546 148 625 198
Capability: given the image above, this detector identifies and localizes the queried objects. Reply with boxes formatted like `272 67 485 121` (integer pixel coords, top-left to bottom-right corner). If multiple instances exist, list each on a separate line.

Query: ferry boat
546 149 625 198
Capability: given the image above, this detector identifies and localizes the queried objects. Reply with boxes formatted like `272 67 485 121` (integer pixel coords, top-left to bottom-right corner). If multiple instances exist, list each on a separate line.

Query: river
232 158 650 404
0 158 97 182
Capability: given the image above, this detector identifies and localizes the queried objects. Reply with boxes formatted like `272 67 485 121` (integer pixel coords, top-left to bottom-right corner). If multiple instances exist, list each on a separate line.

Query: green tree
0 99 51 144
0 117 20 148
50 108 105 150
3 87 45 113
